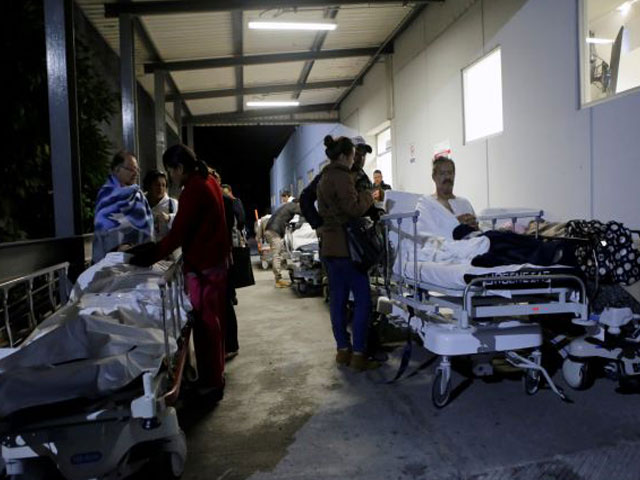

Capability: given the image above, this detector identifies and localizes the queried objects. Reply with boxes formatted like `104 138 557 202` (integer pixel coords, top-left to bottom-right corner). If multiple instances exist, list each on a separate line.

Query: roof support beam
145 47 382 73
132 18 191 118
187 103 336 124
335 4 427 109
167 79 358 102
293 6 338 100
232 11 243 113
105 1 442 17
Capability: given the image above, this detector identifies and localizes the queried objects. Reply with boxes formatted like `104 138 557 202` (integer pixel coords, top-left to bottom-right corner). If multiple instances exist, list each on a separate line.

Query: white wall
270 123 358 210
339 0 640 227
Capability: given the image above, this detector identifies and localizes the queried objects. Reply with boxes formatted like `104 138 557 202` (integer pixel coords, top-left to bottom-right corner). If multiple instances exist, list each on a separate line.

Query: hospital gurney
255 213 273 270
0 254 192 479
376 191 589 408
284 219 323 296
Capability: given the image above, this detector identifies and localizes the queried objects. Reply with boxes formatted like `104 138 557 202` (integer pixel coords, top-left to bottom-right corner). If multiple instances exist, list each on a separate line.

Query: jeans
323 257 371 353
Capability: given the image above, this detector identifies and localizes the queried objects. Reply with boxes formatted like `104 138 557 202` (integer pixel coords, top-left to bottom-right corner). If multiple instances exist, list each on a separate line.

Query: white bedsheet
0 253 189 417
291 223 319 251
394 259 541 291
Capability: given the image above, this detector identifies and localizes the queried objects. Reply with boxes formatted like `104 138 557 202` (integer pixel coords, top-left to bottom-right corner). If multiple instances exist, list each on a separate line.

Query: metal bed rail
157 256 192 406
380 210 589 330
0 262 70 347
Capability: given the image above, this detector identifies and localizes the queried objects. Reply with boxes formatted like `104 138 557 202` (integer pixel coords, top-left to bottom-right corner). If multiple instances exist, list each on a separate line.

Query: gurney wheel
295 281 308 296
562 358 592 390
432 370 451 408
523 369 541 395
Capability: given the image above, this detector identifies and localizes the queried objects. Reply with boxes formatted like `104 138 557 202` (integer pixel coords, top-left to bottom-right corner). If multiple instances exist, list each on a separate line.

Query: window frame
579 0 640 108
461 46 504 145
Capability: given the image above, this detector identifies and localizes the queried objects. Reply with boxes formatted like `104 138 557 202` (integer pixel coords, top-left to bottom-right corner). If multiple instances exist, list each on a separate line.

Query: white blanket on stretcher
291 222 319 251
0 253 189 417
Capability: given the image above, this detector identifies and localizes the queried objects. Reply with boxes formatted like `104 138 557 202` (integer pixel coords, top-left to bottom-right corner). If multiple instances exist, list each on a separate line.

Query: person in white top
431 156 476 226
143 169 178 241
413 156 479 239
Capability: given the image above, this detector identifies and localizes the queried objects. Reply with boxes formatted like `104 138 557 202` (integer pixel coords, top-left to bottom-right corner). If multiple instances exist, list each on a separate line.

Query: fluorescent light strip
248 21 337 31
246 101 300 107
586 37 614 44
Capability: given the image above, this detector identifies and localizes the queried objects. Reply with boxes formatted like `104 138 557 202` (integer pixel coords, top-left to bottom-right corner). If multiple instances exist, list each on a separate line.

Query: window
581 0 640 105
307 169 315 184
297 177 304 196
462 47 503 143
375 128 393 187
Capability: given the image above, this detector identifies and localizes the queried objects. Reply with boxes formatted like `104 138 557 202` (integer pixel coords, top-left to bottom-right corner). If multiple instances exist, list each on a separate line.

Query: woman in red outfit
131 144 230 396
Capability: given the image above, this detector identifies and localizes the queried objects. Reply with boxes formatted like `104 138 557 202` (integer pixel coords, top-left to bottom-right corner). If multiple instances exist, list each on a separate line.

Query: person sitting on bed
412 156 572 268
414 156 478 240
92 151 154 264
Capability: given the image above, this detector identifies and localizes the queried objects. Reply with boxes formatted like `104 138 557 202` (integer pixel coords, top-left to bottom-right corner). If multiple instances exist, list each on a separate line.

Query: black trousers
225 284 239 353
472 231 569 268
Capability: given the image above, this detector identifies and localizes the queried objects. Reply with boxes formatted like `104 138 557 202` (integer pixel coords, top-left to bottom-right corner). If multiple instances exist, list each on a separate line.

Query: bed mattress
395 260 577 292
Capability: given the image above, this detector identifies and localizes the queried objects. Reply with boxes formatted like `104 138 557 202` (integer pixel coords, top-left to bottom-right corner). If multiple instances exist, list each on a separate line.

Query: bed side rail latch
131 371 161 428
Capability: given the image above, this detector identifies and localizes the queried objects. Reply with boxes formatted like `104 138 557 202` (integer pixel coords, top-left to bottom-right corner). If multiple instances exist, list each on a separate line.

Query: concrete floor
178 264 640 480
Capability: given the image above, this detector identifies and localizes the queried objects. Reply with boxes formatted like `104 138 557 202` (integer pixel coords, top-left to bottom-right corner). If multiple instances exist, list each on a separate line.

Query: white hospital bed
377 191 589 408
0 253 192 479
285 218 323 296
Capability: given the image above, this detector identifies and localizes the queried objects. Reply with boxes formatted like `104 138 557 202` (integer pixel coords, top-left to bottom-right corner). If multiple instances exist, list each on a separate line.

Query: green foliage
2 0 52 241
75 37 117 233
1 0 117 241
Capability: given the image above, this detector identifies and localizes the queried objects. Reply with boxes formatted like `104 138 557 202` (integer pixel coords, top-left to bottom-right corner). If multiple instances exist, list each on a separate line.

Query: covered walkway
175 265 640 480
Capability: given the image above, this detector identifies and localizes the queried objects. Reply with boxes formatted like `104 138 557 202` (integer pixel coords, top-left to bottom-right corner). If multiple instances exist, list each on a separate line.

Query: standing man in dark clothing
221 184 246 231
352 142 374 192
212 171 240 359
265 192 301 287
300 174 323 230
373 169 392 191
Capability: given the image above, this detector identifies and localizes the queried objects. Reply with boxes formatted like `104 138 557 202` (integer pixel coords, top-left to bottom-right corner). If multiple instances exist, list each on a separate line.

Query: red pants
187 268 227 389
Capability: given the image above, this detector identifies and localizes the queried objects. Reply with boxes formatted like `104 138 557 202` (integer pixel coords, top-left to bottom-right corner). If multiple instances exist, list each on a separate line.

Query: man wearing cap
351 140 374 193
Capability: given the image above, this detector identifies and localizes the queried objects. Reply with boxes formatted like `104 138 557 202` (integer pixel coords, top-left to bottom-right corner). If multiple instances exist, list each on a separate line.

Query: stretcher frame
377 210 589 407
1 258 191 479
284 223 322 295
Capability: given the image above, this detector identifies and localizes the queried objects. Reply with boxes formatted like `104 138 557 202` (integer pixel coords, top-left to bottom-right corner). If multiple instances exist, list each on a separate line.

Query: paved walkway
179 264 640 480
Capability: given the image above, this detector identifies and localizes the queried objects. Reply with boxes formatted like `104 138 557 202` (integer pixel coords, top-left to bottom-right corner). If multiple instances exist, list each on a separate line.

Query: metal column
120 13 138 156
44 0 82 237
173 99 182 142
186 124 194 149
154 69 166 169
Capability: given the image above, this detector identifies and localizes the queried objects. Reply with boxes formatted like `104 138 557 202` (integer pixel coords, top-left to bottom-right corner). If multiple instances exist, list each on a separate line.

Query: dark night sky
191 125 295 223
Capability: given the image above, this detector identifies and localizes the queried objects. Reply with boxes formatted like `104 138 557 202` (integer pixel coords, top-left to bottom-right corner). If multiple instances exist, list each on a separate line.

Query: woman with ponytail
131 144 230 397
316 135 378 371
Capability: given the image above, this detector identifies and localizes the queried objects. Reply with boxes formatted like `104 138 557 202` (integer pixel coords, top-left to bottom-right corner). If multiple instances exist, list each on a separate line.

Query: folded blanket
92 175 154 263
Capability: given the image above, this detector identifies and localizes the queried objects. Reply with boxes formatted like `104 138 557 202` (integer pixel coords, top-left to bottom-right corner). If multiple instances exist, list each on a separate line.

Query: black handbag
345 217 384 273
230 246 255 288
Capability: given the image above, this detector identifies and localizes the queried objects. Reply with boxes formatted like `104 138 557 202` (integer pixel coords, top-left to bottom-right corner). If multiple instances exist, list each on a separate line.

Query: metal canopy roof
77 0 443 126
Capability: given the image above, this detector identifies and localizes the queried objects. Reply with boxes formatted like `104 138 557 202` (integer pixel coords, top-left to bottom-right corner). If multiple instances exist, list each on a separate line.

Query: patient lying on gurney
0 253 188 418
409 156 572 268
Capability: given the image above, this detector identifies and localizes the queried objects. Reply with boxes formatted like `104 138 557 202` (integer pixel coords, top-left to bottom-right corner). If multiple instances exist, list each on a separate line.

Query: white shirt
415 195 475 239
151 194 178 240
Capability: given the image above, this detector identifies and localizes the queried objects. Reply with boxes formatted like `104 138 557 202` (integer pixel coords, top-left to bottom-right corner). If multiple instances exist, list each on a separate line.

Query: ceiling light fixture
586 37 614 44
246 101 300 107
617 0 637 15
248 21 337 31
